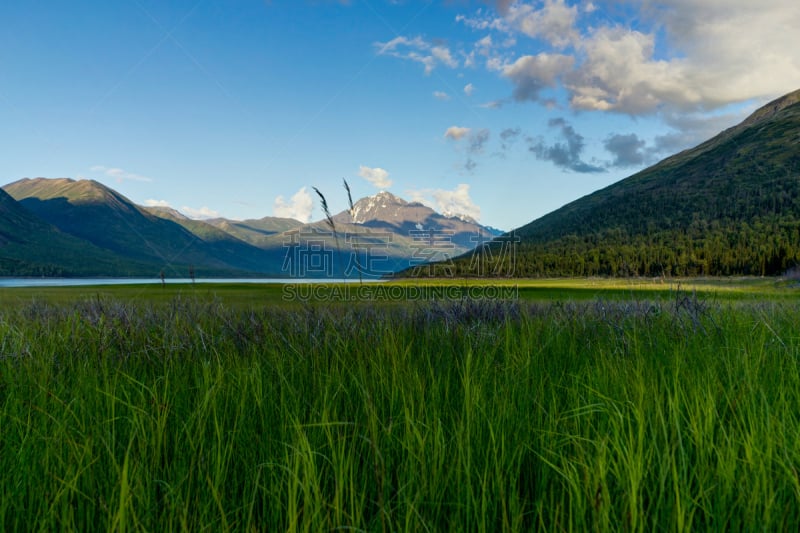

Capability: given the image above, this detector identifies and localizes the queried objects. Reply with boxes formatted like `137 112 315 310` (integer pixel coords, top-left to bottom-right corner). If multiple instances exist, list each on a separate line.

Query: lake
0 278 368 288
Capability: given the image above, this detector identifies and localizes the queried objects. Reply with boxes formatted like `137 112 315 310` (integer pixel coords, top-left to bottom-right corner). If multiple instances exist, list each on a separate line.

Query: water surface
0 278 363 288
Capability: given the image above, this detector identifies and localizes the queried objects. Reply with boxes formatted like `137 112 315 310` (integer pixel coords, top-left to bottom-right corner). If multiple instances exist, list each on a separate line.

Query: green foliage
2 294 800 530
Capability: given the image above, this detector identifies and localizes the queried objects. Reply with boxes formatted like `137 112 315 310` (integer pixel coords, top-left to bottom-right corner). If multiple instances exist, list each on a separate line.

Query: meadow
1 279 800 531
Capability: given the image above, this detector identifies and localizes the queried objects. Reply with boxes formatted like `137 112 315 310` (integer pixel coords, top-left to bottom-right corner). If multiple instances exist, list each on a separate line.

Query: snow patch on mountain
350 191 408 224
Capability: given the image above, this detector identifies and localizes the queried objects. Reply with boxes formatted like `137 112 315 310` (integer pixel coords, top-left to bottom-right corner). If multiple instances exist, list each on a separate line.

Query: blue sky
2 0 798 231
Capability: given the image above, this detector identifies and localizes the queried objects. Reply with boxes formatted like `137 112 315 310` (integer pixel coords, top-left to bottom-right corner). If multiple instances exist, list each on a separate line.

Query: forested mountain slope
444 89 800 277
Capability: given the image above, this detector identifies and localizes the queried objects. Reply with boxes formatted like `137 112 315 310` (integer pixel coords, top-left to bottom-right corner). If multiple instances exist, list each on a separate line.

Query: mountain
142 205 191 221
141 206 289 274
297 190 502 277
184 190 502 278
335 190 501 241
0 187 153 276
433 88 800 278
3 178 283 276
204 216 303 248
2 179 499 278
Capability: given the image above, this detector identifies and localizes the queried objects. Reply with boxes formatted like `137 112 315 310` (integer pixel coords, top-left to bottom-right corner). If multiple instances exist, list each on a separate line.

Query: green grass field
1 279 799 530
0 276 793 308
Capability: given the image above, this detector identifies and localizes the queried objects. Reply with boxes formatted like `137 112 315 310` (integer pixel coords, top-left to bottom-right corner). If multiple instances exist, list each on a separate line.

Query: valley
2 3 799 526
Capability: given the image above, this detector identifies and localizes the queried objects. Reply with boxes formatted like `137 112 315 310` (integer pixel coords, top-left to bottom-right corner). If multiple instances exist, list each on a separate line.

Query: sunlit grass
2 287 800 530
0 276 794 310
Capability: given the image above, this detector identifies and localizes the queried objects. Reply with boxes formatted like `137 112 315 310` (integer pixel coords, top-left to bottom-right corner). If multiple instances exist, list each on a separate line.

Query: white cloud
407 184 481 221
431 45 458 68
180 206 221 220
444 126 472 140
505 0 579 48
458 1 800 116
644 0 800 107
144 199 172 208
274 187 313 223
503 53 574 102
459 1 578 48
486 56 505 71
375 35 426 55
90 165 152 183
434 184 481 220
464 83 475 96
433 91 451 100
464 52 476 68
479 99 506 109
463 24 520 70
566 27 676 113
374 35 459 75
358 166 393 189
456 11 508 32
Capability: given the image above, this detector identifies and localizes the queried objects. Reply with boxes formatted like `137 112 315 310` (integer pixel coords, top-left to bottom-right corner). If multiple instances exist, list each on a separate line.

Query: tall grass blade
344 178 363 285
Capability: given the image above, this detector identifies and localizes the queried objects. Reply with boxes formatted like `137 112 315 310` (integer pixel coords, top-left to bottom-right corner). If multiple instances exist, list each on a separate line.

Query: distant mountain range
0 179 499 278
431 88 800 278
10 88 798 280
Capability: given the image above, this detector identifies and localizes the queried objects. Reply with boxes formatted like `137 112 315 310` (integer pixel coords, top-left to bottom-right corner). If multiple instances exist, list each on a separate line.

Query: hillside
204 216 303 248
435 89 800 278
142 206 288 274
0 187 154 276
3 178 281 277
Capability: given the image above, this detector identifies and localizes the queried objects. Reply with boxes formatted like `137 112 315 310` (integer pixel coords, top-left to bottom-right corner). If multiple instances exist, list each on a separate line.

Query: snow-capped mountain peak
330 190 502 239
350 190 408 223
